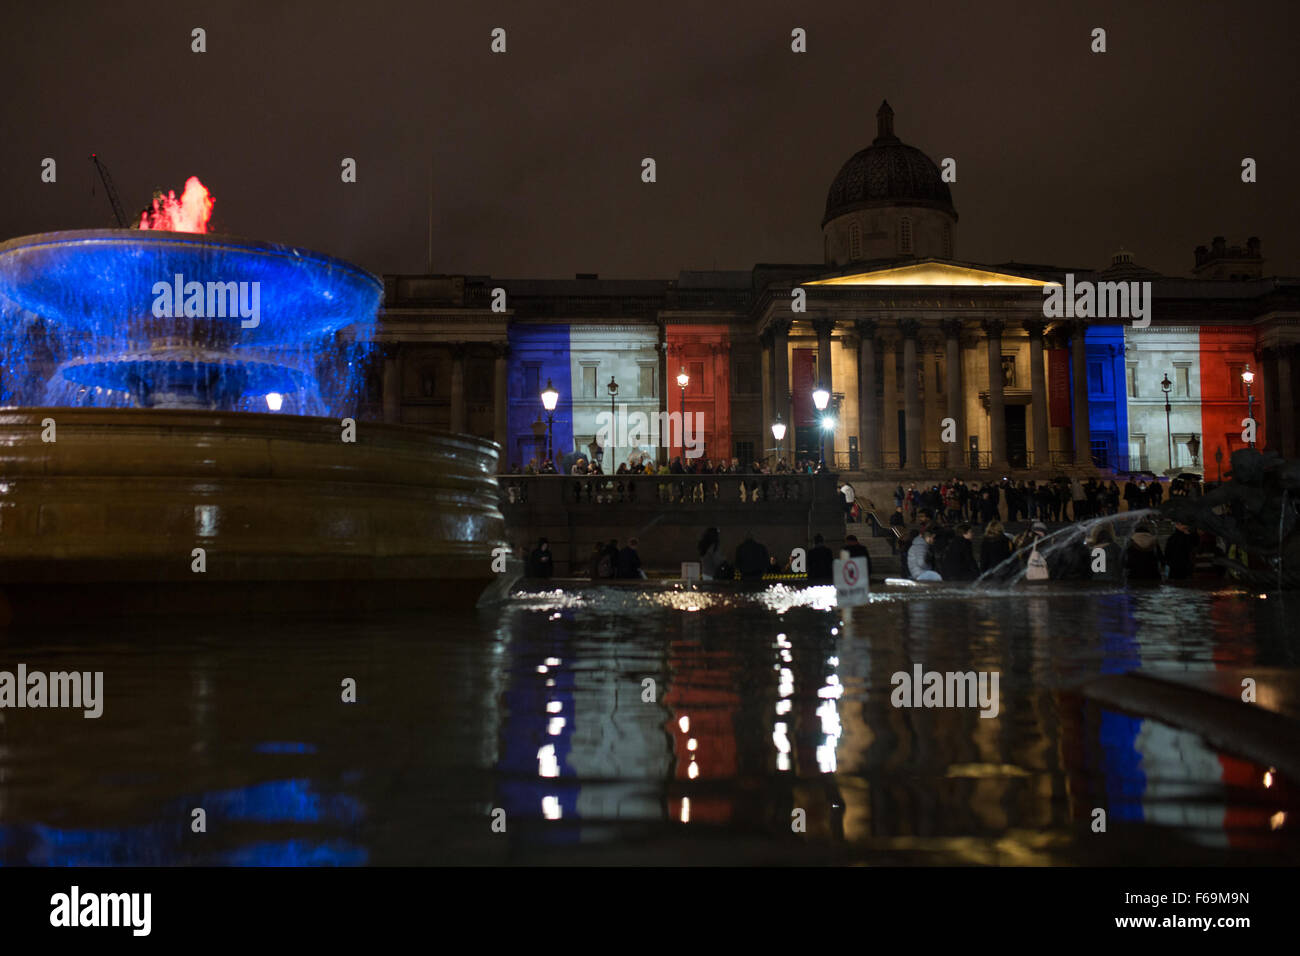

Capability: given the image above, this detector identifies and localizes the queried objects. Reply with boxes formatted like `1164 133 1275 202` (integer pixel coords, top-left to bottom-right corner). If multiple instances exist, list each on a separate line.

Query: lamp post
812 385 830 467
1187 434 1200 469
676 367 689 460
1161 372 1173 472
606 375 619 471
771 413 786 464
540 377 559 465
1242 364 1256 448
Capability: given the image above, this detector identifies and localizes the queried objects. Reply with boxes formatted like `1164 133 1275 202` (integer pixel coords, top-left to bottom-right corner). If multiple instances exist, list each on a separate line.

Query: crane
89 153 128 227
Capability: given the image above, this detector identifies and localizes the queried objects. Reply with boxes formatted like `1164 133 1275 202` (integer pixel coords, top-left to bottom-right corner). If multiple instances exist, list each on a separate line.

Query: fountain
1164 447 1300 590
973 510 1160 588
0 190 504 619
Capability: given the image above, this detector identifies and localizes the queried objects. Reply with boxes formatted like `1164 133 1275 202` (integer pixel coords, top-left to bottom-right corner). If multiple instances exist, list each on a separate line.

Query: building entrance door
1006 406 1027 468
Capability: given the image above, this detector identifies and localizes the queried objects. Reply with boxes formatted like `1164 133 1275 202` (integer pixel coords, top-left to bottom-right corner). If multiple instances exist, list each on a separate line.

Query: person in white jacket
908 530 942 581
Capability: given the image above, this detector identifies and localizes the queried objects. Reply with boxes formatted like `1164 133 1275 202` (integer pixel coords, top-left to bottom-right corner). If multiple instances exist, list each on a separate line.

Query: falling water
0 229 379 418
973 509 1160 588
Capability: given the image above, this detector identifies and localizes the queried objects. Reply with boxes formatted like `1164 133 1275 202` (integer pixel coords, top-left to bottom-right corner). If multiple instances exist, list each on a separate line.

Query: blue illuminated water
0 230 380 416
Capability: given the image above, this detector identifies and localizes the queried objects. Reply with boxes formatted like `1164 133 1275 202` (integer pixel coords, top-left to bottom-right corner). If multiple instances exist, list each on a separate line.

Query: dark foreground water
1 583 1297 866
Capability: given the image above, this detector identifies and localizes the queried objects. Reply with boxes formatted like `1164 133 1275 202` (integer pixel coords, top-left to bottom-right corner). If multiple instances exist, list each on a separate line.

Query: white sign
833 555 870 606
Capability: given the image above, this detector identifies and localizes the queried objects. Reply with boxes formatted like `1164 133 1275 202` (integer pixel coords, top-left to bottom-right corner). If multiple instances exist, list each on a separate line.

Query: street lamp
676 367 689 459
1187 434 1200 468
812 386 830 467
607 375 619 471
540 377 559 464
1161 372 1173 471
771 413 786 464
1242 364 1256 448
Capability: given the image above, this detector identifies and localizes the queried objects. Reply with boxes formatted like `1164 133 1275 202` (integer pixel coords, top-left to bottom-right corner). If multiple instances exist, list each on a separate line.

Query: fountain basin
0 408 505 618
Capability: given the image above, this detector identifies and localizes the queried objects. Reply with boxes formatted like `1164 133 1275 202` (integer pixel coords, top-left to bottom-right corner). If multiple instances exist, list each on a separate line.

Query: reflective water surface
1 584 1297 865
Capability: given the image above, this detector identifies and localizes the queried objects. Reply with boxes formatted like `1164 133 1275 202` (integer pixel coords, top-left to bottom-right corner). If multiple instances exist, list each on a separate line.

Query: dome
822 101 957 226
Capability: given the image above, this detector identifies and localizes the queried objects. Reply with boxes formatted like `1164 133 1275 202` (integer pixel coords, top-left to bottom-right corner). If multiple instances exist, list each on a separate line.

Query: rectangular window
1126 364 1138 398
1175 365 1190 398
734 357 759 395
582 365 596 398
1088 361 1104 395
638 365 655 398
1229 364 1245 398
524 365 540 400
689 361 705 395
1090 439 1110 469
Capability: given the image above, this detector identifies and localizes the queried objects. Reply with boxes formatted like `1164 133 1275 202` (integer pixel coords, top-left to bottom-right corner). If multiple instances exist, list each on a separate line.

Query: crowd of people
886 475 1202 526
511 454 833 477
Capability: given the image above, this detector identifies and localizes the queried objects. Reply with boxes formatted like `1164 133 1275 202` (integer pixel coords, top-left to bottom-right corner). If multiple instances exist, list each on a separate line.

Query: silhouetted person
940 523 980 581
807 533 834 583
616 537 643 579
734 532 770 581
979 520 1012 572
1125 523 1164 581
843 534 869 559
529 538 553 578
1164 521 1197 579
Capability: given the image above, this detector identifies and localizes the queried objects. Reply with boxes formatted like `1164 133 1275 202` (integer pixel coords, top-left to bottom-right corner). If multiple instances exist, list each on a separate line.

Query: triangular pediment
803 261 1054 288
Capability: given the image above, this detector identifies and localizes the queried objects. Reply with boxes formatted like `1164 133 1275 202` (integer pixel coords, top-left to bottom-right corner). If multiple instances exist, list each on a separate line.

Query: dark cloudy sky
2 0 1296 279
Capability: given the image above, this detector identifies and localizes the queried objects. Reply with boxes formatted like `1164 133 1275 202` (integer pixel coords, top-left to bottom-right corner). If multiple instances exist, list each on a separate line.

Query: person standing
1164 521 1197 579
940 523 980 581
807 533 834 582
979 519 1013 572
616 537 643 579
529 538 554 578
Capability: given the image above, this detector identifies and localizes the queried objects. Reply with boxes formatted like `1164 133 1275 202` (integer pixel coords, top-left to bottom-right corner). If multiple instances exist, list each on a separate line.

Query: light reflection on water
0 585 1296 865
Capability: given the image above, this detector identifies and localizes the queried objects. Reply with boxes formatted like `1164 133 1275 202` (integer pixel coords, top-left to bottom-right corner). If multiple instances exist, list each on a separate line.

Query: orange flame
137 176 215 233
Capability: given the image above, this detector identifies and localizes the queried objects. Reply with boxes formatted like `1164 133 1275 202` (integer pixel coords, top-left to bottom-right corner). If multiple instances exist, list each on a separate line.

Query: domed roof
822 101 957 226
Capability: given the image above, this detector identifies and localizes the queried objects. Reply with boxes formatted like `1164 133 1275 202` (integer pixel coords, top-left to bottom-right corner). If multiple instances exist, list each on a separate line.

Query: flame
137 176 214 233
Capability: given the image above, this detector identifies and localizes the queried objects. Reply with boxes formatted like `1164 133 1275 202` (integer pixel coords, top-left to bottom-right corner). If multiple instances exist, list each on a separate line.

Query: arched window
899 217 913 255
849 222 862 261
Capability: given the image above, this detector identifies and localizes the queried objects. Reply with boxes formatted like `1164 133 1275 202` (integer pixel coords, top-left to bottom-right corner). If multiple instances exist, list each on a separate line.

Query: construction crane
89 153 128 227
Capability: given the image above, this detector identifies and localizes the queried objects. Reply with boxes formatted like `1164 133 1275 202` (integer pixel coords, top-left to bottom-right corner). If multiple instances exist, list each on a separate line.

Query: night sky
2 0 1297 280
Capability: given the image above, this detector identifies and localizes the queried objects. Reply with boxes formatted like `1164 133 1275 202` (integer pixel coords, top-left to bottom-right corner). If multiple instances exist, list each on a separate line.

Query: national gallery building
366 102 1300 478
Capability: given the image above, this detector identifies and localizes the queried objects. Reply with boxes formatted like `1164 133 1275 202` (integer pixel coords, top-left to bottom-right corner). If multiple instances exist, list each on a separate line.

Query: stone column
1070 321 1091 466
856 319 880 470
982 319 1007 468
493 343 509 465
760 330 773 458
1279 346 1296 458
1024 319 1049 469
772 319 793 461
450 343 467 434
382 345 401 424
942 319 963 471
900 319 923 470
881 333 899 467
812 318 835 399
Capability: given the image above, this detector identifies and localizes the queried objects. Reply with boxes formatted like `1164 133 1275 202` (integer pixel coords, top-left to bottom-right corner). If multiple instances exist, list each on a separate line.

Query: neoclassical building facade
365 102 1300 476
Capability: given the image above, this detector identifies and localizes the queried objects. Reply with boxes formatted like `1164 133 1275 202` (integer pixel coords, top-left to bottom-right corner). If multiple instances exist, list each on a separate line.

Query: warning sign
833 555 870 606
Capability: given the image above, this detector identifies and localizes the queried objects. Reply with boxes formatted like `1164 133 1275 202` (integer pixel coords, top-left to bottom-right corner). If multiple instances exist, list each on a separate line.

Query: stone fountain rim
0 228 382 291
0 406 503 454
